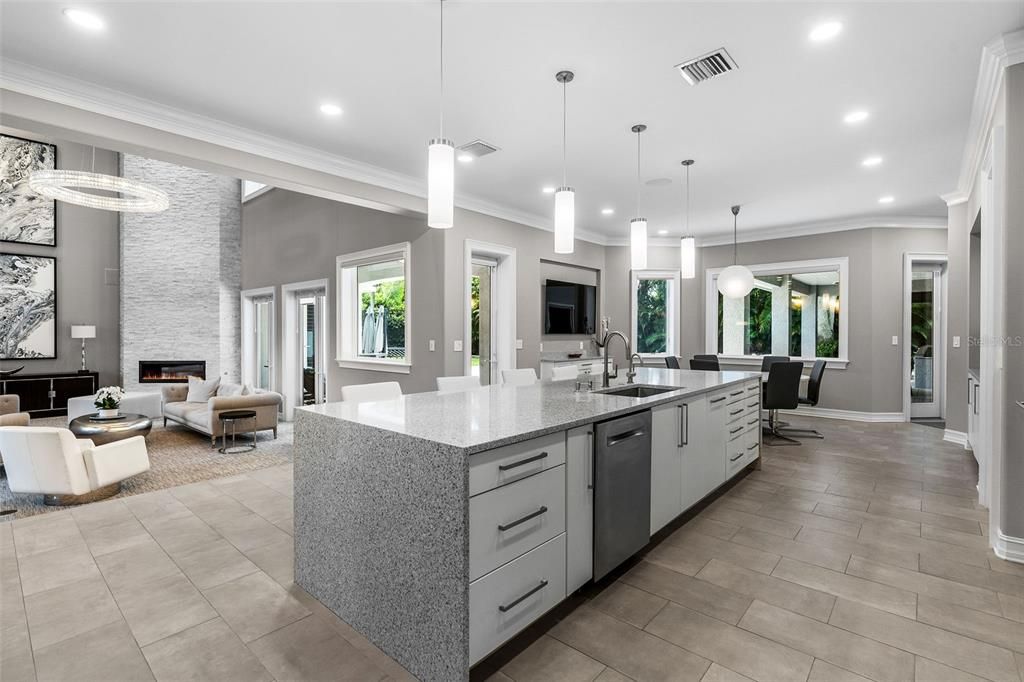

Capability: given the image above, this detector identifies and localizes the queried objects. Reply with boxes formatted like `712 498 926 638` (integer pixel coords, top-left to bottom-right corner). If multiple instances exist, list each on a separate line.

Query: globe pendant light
717 204 755 298
553 70 575 254
679 159 695 279
629 124 648 270
427 0 454 229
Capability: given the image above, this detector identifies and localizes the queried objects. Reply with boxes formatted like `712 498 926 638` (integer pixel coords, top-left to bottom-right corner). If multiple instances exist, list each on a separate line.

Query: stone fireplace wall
120 155 241 391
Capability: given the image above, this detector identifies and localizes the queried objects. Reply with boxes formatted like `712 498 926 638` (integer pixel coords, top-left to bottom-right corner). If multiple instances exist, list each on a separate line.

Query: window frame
704 256 850 368
630 269 680 359
336 242 412 374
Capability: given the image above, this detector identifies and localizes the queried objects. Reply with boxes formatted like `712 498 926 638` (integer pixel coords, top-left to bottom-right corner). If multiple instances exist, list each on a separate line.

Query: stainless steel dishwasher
593 410 652 581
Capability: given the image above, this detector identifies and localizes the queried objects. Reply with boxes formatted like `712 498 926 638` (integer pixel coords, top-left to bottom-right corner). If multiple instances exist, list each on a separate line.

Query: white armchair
0 427 151 506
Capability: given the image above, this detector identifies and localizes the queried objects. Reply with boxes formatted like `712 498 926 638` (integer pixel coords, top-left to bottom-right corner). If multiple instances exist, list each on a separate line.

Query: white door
910 265 943 419
471 259 498 386
299 291 328 405
253 297 273 390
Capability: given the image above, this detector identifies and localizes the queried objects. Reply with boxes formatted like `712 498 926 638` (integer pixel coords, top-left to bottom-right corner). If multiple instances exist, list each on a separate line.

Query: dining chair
762 361 804 446
436 376 482 393
501 368 538 386
689 354 720 371
779 360 827 439
760 355 789 372
341 381 402 403
665 356 681 369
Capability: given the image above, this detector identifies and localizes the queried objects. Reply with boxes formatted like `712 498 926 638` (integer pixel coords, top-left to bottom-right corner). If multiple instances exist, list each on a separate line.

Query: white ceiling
1 1 1021 242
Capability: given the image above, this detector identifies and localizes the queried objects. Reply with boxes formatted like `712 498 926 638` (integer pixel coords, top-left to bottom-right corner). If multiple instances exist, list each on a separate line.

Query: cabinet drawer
470 465 566 581
727 420 747 441
707 390 730 411
470 432 566 497
470 533 567 664
726 441 757 478
726 386 748 406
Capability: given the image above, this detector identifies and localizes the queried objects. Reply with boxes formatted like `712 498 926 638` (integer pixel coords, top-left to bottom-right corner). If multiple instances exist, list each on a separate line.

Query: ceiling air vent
456 139 500 159
675 48 737 86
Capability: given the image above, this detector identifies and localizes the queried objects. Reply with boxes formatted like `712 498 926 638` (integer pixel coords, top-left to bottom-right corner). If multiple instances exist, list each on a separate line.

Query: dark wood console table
0 371 99 417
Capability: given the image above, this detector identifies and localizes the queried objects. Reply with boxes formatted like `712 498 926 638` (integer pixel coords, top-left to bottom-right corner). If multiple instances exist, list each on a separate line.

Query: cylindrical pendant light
630 124 648 270
679 159 695 279
553 70 575 254
427 0 454 229
717 205 755 298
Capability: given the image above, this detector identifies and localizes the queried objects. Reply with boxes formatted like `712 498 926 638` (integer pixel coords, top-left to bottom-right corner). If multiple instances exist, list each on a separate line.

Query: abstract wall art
1 253 56 359
1 134 57 246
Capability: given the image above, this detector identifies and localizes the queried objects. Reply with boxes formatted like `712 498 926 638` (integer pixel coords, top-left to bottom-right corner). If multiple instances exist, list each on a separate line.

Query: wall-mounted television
544 279 597 335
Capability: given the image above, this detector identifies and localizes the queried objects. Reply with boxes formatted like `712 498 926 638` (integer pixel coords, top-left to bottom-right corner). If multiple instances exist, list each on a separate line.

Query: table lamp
70 325 96 374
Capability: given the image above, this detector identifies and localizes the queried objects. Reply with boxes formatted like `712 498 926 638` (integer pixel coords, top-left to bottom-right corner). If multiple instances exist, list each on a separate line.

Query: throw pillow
186 376 221 403
216 382 244 397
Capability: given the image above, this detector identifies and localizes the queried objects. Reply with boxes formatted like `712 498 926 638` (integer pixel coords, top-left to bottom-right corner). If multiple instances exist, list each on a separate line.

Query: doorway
241 287 276 392
902 255 946 423
471 258 498 385
464 240 517 383
282 279 329 420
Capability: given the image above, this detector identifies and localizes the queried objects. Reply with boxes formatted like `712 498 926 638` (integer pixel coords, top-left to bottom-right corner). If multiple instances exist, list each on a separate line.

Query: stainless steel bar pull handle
498 580 549 613
607 429 645 447
730 452 744 462
710 396 727 404
730 390 744 397
498 506 548 532
730 408 743 416
747 443 758 450
729 425 743 435
586 431 594 490
498 451 548 471
677 404 689 447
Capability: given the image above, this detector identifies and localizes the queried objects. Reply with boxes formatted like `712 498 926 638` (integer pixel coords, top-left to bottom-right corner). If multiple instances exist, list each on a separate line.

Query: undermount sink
595 384 679 398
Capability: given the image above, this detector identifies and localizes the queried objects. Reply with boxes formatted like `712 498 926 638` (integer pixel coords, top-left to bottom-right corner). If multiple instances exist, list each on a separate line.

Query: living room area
1 135 293 519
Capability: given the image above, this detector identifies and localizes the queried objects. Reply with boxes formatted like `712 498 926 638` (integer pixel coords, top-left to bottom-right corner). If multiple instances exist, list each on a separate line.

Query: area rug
1 417 294 520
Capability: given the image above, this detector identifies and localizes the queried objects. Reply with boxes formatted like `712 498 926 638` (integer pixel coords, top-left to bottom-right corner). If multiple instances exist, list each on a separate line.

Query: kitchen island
294 368 762 681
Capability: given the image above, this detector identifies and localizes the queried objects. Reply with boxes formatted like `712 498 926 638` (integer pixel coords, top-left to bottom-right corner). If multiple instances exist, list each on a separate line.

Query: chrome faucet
602 331 636 387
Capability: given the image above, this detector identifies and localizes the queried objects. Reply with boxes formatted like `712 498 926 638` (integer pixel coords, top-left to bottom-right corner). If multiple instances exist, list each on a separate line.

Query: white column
801 289 816 358
723 296 745 355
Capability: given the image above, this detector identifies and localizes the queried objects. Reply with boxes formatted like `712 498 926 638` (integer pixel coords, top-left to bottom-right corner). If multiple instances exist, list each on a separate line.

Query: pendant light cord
635 130 641 215
685 164 690 235
439 0 444 138
562 81 567 186
733 213 738 265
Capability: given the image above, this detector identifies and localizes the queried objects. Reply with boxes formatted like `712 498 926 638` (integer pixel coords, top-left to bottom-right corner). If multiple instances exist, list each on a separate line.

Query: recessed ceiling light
657 229 669 236
844 110 869 125
878 195 894 204
809 21 842 42
457 153 474 163
542 186 556 194
64 8 104 30
861 156 883 167
601 208 614 215
319 103 342 117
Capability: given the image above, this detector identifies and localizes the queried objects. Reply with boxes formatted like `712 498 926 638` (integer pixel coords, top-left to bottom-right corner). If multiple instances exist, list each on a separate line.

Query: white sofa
67 391 163 423
0 426 151 506
162 383 282 446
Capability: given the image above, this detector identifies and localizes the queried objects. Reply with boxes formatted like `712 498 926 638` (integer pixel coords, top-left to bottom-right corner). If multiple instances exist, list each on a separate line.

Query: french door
299 291 328 405
909 264 943 419
471 259 498 386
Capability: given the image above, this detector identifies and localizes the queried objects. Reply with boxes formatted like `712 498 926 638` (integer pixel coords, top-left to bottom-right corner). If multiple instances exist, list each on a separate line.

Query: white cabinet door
565 425 593 593
680 395 718 510
650 401 684 534
706 389 729 485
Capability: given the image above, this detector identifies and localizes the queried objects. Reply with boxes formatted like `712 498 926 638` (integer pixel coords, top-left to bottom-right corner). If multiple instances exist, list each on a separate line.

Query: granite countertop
298 368 758 454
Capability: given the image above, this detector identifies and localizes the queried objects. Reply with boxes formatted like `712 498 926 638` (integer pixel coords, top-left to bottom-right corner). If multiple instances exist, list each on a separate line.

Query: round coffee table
68 412 153 447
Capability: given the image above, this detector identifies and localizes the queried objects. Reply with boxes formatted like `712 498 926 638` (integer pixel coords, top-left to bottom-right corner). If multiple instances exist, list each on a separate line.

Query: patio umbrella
361 305 375 355
374 305 386 355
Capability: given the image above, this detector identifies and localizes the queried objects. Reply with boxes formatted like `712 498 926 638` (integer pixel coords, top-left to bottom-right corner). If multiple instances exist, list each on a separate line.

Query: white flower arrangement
94 386 126 410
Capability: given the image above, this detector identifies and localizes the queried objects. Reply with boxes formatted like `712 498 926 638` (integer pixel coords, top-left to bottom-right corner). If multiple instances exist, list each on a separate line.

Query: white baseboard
943 430 969 448
778 407 905 423
994 530 1024 564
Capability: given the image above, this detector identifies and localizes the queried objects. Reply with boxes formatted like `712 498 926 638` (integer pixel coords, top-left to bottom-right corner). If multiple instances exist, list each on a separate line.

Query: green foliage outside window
745 288 772 355
636 279 668 354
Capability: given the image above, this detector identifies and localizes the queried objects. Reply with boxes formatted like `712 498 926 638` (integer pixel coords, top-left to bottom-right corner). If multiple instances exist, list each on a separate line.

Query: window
337 243 412 372
631 270 679 357
706 257 848 365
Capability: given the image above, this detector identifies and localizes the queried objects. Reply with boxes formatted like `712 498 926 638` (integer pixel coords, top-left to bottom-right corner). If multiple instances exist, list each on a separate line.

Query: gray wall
1001 62 1023 539
439 209 608 378
120 155 241 390
607 228 948 414
0 129 121 386
240 188 445 396
945 202 970 434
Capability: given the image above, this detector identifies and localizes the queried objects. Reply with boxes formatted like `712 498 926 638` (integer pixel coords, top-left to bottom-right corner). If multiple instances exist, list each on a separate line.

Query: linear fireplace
139 360 206 384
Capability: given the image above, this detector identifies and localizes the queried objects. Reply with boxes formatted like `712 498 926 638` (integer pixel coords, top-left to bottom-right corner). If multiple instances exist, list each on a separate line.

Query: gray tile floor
2 419 1022 682
492 418 1024 682
0 465 415 682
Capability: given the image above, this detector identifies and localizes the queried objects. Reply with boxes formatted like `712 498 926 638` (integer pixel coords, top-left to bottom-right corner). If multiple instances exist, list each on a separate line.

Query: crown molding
940 191 969 207
0 59 612 246
603 215 947 248
952 29 1024 198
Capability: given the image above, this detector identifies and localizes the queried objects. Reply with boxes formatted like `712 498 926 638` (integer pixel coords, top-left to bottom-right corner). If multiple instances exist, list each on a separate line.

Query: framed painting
0 134 57 246
0 253 57 359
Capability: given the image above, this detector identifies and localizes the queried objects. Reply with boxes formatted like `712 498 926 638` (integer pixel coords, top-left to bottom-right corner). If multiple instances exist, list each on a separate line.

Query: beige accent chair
0 426 150 505
340 382 402 404
162 384 283 446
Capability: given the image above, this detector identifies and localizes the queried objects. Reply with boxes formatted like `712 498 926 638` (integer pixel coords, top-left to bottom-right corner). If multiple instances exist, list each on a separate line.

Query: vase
98 408 119 419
